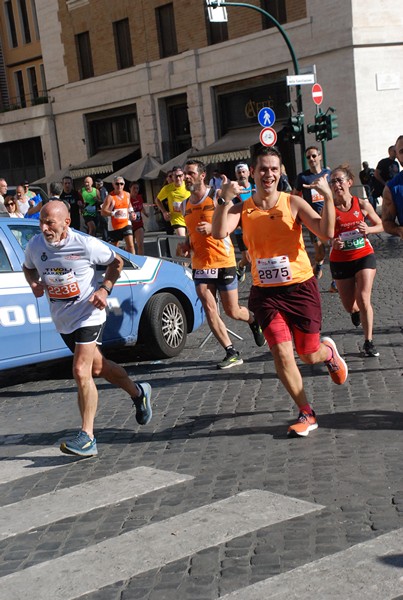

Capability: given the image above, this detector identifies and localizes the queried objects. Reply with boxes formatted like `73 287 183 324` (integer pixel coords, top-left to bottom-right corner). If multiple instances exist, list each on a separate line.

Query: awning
189 127 262 163
32 167 72 185
145 147 198 180
69 146 139 178
104 154 162 183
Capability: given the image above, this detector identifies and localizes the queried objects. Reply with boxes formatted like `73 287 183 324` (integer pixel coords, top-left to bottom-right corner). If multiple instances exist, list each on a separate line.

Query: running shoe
60 431 98 457
329 280 338 293
217 350 243 370
132 382 152 425
287 410 318 437
249 321 266 347
363 340 380 357
322 337 348 385
351 311 361 327
236 261 247 283
313 263 323 279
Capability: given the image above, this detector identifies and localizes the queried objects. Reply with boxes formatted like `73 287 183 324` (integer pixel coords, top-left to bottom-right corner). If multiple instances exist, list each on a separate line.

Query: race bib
44 270 80 301
311 190 324 204
256 256 292 285
85 204 96 214
339 229 365 250
194 268 218 279
113 208 128 220
133 211 141 221
173 201 182 213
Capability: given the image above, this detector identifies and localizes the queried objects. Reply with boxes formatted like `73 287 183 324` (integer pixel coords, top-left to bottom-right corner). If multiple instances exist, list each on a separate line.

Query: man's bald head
41 200 70 220
40 201 71 244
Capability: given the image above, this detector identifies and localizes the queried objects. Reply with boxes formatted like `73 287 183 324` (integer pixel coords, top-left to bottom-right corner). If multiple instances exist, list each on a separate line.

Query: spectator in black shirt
373 146 400 199
60 176 83 230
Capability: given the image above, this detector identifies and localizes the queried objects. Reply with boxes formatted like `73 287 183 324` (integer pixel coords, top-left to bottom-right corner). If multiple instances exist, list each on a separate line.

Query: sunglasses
306 154 318 159
330 177 347 185
5 202 15 207
114 182 125 185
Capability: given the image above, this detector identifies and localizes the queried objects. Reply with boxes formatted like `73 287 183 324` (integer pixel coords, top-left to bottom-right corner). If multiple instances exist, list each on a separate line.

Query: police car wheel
139 292 187 358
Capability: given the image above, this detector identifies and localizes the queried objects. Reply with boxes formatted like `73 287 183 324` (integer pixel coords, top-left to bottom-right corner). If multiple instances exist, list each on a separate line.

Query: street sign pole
206 0 307 169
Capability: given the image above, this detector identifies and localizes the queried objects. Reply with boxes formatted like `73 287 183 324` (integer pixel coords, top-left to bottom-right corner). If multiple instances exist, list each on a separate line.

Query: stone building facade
0 0 401 188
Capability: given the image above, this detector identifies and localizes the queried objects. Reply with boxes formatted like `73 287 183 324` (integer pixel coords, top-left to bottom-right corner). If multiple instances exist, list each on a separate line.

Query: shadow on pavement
2 409 403 450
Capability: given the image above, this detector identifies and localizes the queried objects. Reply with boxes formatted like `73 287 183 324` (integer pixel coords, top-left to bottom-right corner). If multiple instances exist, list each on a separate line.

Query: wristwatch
99 283 112 295
217 197 231 206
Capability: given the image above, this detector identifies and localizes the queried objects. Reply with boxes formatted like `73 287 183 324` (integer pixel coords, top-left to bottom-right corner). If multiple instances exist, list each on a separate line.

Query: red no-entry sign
312 83 323 106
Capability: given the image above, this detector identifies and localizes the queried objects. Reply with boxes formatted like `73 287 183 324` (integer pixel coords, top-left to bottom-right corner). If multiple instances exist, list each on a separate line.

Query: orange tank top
241 192 313 287
184 192 235 269
110 191 131 230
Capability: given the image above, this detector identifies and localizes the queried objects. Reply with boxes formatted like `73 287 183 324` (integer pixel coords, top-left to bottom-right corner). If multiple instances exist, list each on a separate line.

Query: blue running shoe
60 431 98 457
132 382 152 425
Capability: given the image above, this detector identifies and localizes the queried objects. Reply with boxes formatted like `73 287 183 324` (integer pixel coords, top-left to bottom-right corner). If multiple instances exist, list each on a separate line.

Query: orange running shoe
322 337 348 385
287 410 318 437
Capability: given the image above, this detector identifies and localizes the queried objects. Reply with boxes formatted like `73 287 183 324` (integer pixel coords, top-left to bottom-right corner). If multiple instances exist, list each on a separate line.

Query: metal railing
1 90 49 112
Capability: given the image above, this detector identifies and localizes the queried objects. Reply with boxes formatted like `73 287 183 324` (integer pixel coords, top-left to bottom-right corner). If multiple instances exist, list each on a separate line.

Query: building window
5 1 18 47
156 3 178 58
0 137 45 183
113 18 133 70
39 63 47 94
14 70 26 108
261 0 287 28
27 66 38 101
76 31 94 79
89 112 139 152
30 0 40 40
205 6 228 45
18 0 31 43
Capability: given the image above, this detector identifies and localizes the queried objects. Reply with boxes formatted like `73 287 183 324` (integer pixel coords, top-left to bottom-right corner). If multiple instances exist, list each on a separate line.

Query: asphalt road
0 232 402 599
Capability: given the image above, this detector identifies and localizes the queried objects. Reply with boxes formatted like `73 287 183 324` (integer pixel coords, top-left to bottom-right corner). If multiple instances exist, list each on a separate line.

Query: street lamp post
206 0 307 169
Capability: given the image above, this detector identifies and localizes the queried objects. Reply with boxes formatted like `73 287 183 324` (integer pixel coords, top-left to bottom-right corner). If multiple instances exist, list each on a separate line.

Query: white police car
0 218 204 369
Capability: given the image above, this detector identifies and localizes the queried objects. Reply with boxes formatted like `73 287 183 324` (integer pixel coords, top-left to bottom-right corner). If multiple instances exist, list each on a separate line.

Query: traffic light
312 112 327 142
325 113 339 140
284 115 303 143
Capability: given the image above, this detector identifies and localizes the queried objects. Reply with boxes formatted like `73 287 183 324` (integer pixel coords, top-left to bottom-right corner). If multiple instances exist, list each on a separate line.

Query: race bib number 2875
256 256 292 285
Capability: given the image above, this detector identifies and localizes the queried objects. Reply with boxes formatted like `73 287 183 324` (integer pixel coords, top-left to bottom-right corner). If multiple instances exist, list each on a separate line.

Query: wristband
99 283 112 295
217 197 231 206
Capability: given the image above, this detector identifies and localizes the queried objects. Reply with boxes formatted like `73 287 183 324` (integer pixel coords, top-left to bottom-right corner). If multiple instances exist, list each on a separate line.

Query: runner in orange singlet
179 159 265 370
212 145 349 437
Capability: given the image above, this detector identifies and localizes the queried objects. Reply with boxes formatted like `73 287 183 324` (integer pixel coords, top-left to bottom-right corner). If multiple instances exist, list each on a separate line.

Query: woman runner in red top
329 165 383 357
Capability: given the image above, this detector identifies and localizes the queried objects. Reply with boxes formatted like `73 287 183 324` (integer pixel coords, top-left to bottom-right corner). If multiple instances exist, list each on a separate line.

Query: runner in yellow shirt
155 166 189 236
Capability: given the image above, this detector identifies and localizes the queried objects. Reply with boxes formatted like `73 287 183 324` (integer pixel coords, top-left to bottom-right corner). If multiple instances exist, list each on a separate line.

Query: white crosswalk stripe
3 450 400 600
220 528 403 599
0 489 322 600
0 466 193 541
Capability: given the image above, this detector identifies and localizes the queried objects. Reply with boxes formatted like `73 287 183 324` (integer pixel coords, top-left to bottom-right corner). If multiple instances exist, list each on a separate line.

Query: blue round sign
258 107 276 128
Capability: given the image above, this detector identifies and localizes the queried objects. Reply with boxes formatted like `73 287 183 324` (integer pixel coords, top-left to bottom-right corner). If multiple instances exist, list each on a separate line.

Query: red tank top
330 196 374 262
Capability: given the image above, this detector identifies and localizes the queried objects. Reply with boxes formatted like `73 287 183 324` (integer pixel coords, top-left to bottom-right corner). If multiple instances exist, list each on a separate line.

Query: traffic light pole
316 107 328 168
207 0 307 169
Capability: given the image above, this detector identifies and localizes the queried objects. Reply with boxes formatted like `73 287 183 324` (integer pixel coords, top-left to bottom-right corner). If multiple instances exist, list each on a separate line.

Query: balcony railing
0 90 49 112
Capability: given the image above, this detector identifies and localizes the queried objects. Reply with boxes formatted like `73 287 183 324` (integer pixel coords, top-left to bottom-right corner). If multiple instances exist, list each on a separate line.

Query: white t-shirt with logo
24 228 115 334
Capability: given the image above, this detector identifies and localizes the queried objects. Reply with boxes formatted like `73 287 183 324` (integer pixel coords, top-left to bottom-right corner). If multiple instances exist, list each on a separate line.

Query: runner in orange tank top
101 176 135 254
212 145 349 438
177 159 266 370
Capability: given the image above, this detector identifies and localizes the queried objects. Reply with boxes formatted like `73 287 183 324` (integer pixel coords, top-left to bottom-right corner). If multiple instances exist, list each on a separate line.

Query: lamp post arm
210 1 299 74
208 0 307 168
